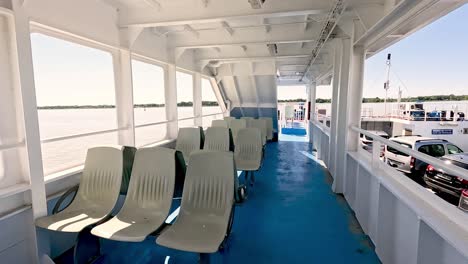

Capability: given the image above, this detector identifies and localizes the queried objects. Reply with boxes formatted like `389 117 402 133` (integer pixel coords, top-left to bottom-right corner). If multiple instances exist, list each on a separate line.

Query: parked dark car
424 153 468 199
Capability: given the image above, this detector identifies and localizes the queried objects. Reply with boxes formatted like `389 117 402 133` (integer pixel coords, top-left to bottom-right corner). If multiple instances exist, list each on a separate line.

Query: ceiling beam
221 21 234 36
301 0 347 81
142 0 161 11
183 24 199 38
119 1 330 27
199 53 311 61
171 24 321 48
263 18 271 33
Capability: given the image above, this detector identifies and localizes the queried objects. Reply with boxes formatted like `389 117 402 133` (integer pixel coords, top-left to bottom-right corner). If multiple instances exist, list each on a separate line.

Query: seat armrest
52 185 79 214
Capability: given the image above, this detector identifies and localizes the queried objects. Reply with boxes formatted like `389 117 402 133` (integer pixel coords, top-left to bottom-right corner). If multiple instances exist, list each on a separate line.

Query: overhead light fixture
248 0 265 9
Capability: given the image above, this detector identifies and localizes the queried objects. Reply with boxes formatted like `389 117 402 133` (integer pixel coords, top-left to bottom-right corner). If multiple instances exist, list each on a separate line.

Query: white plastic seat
175 127 203 165
229 119 247 145
259 117 274 140
249 119 267 146
223 116 236 127
235 128 263 171
204 127 233 152
240 116 254 127
211 119 228 128
35 146 124 232
156 150 235 253
91 147 176 242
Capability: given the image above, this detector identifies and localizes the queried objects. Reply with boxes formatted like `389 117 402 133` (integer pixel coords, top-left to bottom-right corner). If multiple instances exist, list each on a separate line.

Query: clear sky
31 4 467 105
31 34 212 106
280 4 468 100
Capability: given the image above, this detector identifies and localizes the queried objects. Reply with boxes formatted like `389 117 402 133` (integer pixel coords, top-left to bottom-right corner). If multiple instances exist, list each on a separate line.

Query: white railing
177 116 197 121
201 112 223 118
0 141 25 151
311 117 330 168
353 127 468 180
342 126 468 263
134 120 169 129
41 127 127 144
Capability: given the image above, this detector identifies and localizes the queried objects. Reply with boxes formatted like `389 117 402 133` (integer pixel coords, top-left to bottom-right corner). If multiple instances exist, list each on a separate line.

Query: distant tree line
38 101 219 109
362 94 468 103
278 94 468 104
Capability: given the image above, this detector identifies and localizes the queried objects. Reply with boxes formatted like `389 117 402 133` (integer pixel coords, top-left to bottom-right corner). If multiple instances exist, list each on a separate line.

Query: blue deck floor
94 141 380 263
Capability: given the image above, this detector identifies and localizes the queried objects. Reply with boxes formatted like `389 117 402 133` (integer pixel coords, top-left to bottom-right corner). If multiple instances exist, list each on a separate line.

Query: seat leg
74 227 101 264
250 171 255 186
199 253 211 264
244 171 249 186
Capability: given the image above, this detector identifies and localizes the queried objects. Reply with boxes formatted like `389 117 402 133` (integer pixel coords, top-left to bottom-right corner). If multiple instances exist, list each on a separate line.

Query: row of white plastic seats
35 146 240 255
211 117 273 145
176 127 233 165
176 127 263 173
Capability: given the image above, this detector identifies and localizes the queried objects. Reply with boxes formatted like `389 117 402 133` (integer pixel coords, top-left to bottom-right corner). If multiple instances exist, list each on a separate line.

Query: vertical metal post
347 45 366 152
11 1 48 261
333 36 352 194
165 65 179 139
307 82 316 144
114 49 135 146
329 39 342 177
193 72 202 127
372 141 382 169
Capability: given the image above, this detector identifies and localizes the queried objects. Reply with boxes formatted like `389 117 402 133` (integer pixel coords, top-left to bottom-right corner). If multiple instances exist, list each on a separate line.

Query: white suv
384 136 463 176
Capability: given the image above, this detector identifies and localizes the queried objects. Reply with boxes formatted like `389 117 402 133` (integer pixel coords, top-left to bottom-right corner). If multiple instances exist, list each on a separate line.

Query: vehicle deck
56 140 380 263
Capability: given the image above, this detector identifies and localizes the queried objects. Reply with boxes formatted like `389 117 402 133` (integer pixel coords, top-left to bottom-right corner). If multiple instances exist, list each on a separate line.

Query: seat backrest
223 116 235 127
249 119 267 145
235 128 263 163
180 150 235 217
204 127 233 152
211 119 228 128
175 127 203 163
259 117 274 140
69 146 124 211
119 147 177 212
240 116 254 127
229 119 247 144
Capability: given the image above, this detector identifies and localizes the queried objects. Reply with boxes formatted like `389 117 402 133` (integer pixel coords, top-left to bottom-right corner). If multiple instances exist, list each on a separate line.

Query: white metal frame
347 126 468 263
130 55 171 146
0 17 227 201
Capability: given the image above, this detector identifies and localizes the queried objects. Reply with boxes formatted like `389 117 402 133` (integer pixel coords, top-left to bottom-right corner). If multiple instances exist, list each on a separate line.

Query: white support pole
114 50 135 146
193 72 202 127
332 36 352 194
347 45 366 152
11 1 48 261
165 65 179 139
328 39 342 178
307 82 316 143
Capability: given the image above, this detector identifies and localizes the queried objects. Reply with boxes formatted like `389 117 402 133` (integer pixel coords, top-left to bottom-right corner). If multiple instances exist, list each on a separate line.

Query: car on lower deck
384 136 464 177
424 153 468 198
360 131 389 154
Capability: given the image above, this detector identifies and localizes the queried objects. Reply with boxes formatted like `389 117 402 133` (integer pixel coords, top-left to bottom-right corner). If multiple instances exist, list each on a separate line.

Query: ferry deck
0 0 467 263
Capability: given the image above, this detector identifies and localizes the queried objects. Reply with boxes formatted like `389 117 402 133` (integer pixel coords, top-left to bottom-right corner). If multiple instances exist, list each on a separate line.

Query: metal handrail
351 126 468 180
41 127 127 144
0 141 25 151
134 120 170 129
201 112 224 117
314 114 331 134
177 116 197 121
